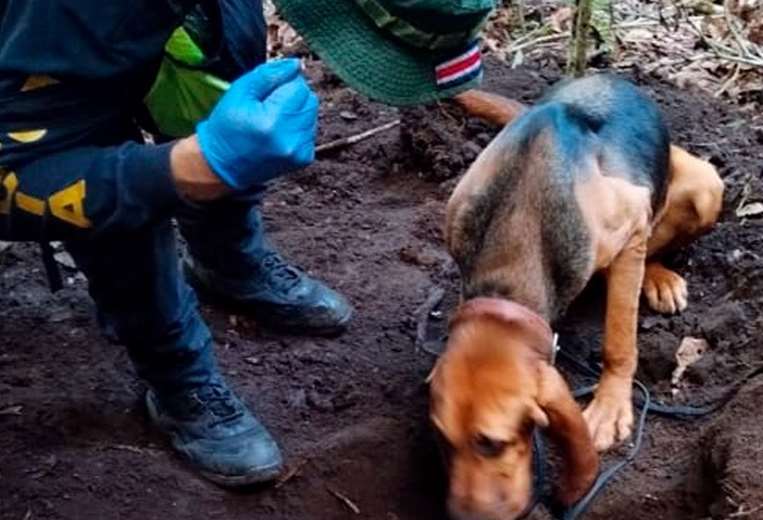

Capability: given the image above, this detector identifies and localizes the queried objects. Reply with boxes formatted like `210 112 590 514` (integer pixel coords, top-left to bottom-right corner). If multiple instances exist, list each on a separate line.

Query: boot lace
260 252 302 290
189 380 244 426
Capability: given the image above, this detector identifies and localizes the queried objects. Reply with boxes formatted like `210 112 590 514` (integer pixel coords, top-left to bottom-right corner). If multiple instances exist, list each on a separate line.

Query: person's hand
196 58 319 190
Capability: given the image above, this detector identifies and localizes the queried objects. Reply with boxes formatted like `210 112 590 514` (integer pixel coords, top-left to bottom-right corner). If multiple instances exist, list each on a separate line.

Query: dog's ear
528 401 549 428
453 90 527 127
426 356 443 384
535 363 599 506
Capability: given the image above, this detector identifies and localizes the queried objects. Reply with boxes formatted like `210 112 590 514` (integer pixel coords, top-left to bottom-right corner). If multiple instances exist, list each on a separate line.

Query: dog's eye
472 434 510 458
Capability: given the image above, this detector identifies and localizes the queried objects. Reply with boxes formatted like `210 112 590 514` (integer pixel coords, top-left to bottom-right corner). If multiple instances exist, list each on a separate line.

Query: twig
510 33 569 53
0 405 23 416
715 63 741 97
631 13 725 26
508 19 684 55
275 458 309 488
729 504 763 518
327 487 360 515
685 14 763 67
509 26 547 49
724 0 750 58
641 52 715 69
713 53 763 67
103 444 161 457
316 120 400 155
735 172 754 214
569 0 594 76
414 287 445 353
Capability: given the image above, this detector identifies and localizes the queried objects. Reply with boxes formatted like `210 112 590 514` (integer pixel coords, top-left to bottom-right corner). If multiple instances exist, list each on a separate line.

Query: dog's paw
643 262 688 314
583 386 634 452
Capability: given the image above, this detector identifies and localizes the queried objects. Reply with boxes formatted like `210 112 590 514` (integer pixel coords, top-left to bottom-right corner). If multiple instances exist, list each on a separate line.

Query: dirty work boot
146 375 283 486
185 251 353 336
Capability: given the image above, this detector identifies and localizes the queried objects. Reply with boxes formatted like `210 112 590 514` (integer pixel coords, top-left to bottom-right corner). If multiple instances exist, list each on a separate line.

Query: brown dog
429 75 724 520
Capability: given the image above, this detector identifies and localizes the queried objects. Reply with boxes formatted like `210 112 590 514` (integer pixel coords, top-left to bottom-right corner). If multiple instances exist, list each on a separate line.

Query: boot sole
200 463 283 487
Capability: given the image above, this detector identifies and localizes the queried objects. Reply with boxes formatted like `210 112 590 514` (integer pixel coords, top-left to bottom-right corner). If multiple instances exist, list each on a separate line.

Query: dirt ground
1 58 762 520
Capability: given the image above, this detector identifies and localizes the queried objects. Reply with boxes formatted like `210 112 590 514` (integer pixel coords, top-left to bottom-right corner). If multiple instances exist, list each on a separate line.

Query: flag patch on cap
435 42 482 90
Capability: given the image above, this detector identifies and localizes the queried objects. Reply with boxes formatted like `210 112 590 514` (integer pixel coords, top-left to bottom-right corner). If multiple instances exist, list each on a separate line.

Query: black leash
422 326 761 519
534 345 762 520
531 348 651 520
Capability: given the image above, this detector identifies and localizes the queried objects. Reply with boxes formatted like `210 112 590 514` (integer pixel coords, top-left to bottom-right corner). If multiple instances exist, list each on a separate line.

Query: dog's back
539 74 670 202
446 75 670 319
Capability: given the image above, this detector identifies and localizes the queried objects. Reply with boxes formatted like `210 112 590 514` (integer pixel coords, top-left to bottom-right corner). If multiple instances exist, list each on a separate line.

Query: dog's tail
453 90 527 127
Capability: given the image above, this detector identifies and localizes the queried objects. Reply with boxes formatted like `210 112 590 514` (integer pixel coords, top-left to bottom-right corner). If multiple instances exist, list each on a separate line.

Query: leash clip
550 333 560 366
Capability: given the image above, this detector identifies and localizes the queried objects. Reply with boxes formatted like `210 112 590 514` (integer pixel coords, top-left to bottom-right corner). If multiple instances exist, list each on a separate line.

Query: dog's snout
447 493 526 520
447 496 484 520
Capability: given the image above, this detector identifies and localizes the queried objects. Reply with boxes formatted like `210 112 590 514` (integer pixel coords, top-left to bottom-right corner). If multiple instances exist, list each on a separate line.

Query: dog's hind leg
643 145 724 314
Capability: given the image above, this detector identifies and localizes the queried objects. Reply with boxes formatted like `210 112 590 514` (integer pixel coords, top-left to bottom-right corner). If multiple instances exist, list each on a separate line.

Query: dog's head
429 298 598 520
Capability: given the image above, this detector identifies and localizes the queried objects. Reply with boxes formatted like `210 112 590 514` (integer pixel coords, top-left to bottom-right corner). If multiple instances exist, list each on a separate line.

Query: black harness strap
0 168 63 292
534 371 651 520
39 240 63 293
40 197 63 293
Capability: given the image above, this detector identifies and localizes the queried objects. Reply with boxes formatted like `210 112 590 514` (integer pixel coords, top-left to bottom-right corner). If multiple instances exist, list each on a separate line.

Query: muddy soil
1 58 762 520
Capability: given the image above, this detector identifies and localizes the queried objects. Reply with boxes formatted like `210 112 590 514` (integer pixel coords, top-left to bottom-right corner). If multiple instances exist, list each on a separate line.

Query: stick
510 33 570 53
729 504 763 518
509 26 546 49
327 488 360 515
715 63 741 97
108 444 161 456
568 0 594 76
316 120 400 155
684 15 763 67
0 405 23 416
724 0 751 58
517 0 527 34
507 18 722 56
275 458 309 488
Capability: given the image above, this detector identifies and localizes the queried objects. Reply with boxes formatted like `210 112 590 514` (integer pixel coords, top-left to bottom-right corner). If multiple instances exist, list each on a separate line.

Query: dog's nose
448 499 499 520
447 504 480 520
448 497 524 520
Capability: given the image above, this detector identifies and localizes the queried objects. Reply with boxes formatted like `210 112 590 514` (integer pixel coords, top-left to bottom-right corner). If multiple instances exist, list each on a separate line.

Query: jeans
0 121 274 392
0 0 270 393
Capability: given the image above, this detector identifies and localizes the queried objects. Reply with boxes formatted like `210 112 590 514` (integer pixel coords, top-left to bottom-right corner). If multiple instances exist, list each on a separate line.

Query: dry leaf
264 0 302 57
549 7 573 33
671 337 709 389
736 202 763 217
622 28 655 43
0 405 23 416
747 16 763 44
511 49 525 68
728 0 762 20
53 251 77 269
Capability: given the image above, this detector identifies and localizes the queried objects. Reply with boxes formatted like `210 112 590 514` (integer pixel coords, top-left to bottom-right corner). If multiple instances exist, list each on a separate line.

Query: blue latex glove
196 58 319 190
